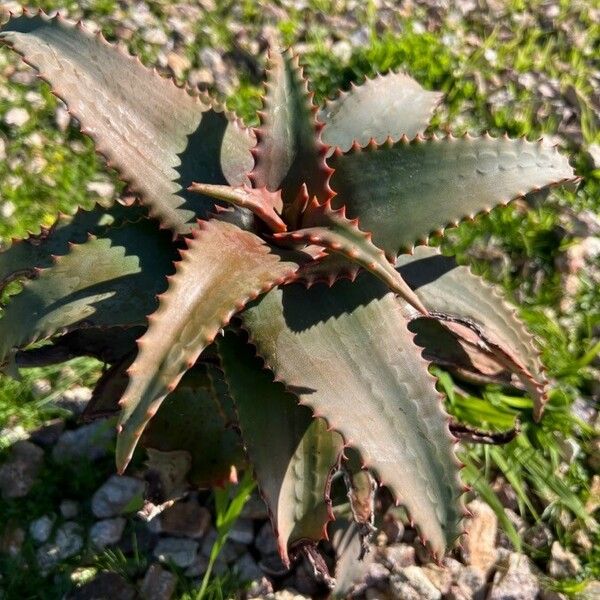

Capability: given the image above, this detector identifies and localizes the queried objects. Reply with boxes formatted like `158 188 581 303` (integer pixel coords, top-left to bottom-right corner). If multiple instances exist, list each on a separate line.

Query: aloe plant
0 9 577 575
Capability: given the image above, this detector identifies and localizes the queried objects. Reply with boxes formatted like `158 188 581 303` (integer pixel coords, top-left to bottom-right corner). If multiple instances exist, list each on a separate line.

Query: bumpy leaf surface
116 219 306 473
242 275 462 556
396 246 548 418
319 71 441 151
276 197 427 313
0 203 141 293
0 221 176 364
251 48 330 211
329 135 575 257
0 12 254 233
218 331 343 565
142 365 244 488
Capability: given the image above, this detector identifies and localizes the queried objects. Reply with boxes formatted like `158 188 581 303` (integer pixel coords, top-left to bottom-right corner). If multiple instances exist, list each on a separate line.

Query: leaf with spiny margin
188 183 286 232
329 135 576 258
319 71 442 152
274 197 427 314
217 330 343 565
251 47 331 213
295 254 360 287
0 202 143 294
15 326 144 370
0 221 177 365
408 318 513 387
0 11 254 234
115 219 307 473
396 246 548 419
141 364 244 488
242 274 462 556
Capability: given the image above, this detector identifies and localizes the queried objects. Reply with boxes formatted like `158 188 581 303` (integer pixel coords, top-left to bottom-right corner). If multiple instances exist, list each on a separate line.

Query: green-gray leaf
0 12 254 233
0 220 176 364
329 135 575 257
319 71 441 151
242 275 462 556
218 330 343 565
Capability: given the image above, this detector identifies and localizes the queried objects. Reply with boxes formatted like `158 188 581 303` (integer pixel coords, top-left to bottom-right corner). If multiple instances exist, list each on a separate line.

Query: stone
167 52 191 79
235 553 263 582
29 419 65 448
143 27 168 45
60 499 79 519
37 522 84 572
55 522 84 558
390 566 442 600
228 518 254 545
4 107 29 127
578 581 600 600
144 448 191 501
0 425 28 446
585 475 600 513
523 522 553 550
54 386 92 415
52 420 115 464
255 521 278 556
385 543 416 571
159 497 211 538
547 541 581 578
422 563 453 595
29 515 55 544
246 577 274 598
153 537 199 568
89 517 126 549
139 563 177 600
489 553 540 600
462 499 498 573
86 181 115 200
66 571 135 600
454 566 486 600
184 553 209 577
55 105 71 132
365 561 390 586
91 475 145 518
0 440 44 499
240 494 269 519
273 591 311 600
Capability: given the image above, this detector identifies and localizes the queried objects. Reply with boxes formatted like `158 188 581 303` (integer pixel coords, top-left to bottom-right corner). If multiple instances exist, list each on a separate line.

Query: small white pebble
4 107 29 127
86 181 115 199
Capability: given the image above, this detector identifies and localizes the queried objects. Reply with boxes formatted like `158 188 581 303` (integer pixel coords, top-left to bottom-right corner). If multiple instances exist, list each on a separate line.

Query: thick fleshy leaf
275 196 427 313
329 135 576 257
331 520 374 598
0 221 176 365
188 183 286 232
396 246 548 419
0 11 254 233
319 71 442 152
0 202 142 294
141 365 244 488
242 275 462 556
250 48 331 213
15 326 144 371
115 219 307 473
218 330 343 565
408 318 512 386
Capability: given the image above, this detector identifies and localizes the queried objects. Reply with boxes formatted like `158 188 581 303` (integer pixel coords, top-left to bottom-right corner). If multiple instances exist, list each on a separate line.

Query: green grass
0 0 598 596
